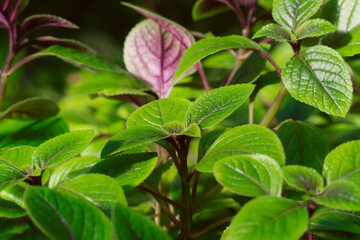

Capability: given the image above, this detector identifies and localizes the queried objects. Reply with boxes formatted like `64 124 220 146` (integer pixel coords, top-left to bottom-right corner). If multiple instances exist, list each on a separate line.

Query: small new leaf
296 19 336 40
282 166 324 195
253 23 295 42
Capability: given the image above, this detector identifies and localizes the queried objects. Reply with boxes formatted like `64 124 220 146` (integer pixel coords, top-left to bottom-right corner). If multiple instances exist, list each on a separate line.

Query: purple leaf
23 36 95 54
21 14 78 37
0 0 27 27
122 2 194 48
124 19 190 98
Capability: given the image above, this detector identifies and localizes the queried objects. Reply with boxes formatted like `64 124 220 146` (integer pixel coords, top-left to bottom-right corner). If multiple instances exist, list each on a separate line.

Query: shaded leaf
197 124 285 172
313 181 360 211
26 36 95 54
48 156 101 188
227 196 308 240
21 14 78 37
58 174 126 214
90 87 155 106
0 98 59 120
253 23 295 42
0 198 25 218
323 140 360 186
90 153 158 190
32 129 95 169
25 187 112 240
37 46 121 72
0 118 69 148
175 36 266 80
197 129 226 162
230 52 266 84
0 182 28 208
296 19 336 40
192 0 230 21
282 45 352 117
277 120 329 173
282 165 324 195
0 165 25 191
101 125 168 158
186 84 254 128
272 0 323 31
127 98 191 128
113 203 171 240
162 121 201 137
214 154 282 197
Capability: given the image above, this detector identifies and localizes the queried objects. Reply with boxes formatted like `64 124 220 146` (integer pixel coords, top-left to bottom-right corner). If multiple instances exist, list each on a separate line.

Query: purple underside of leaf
124 20 186 98
21 15 78 37
25 36 95 54
0 0 22 25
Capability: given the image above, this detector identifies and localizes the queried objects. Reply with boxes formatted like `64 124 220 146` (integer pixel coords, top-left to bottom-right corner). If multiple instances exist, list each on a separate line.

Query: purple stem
196 63 210 92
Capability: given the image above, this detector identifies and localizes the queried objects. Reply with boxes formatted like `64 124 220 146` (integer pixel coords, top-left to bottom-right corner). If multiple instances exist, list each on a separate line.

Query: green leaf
192 0 230 21
335 29 360 57
37 45 121 72
90 87 155 106
214 154 282 197
186 84 255 128
253 23 295 42
0 182 28 208
310 207 360 235
32 129 95 169
101 125 168 158
282 45 353 117
0 198 26 218
277 120 329 173
313 181 360 211
0 165 26 191
0 98 59 120
113 203 171 240
197 124 285 172
323 140 360 186
0 219 30 239
90 153 158 190
0 118 69 148
127 98 191 128
227 196 308 240
272 0 323 32
24 187 112 240
197 129 226 162
58 174 126 214
48 156 101 188
0 146 35 172
282 165 324 195
230 52 266 84
296 19 336 40
174 35 266 80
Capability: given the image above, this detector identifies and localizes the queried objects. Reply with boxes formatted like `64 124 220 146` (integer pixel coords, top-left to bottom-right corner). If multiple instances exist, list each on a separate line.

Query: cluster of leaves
1 0 360 240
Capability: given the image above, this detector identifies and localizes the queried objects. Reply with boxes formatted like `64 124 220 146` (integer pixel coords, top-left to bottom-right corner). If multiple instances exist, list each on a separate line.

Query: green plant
1 0 360 239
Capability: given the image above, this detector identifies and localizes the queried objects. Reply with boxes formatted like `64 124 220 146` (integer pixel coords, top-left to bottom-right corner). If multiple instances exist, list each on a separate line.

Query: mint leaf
0 146 34 172
253 23 295 42
272 0 323 32
25 187 112 240
197 124 285 172
90 153 158 190
0 198 26 219
296 19 336 40
282 45 353 117
186 84 254 128
214 154 282 197
32 129 95 169
283 165 324 195
313 181 360 211
323 140 360 186
227 196 308 240
174 35 266 80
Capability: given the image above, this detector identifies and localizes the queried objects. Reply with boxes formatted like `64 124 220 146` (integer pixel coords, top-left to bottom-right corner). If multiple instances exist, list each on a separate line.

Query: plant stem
259 85 287 127
196 63 210 92
6 53 46 76
249 97 255 124
190 172 200 206
136 186 184 210
187 217 233 239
